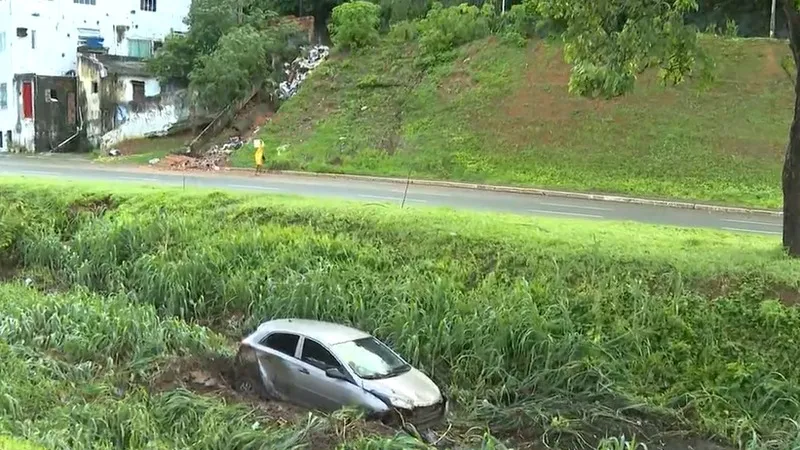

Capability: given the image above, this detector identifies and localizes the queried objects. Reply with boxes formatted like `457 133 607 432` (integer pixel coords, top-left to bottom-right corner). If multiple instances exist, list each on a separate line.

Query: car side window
261 332 300 357
301 339 343 372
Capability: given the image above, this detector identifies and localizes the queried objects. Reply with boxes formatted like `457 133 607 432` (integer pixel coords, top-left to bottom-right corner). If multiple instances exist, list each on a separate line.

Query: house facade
0 0 190 152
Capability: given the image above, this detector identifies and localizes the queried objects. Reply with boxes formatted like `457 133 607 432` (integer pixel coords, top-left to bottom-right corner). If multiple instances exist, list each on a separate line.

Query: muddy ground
149 355 735 450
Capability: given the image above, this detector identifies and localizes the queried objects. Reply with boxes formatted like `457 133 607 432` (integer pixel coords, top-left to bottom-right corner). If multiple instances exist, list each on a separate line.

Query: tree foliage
329 1 382 49
148 0 307 111
418 2 495 57
530 0 701 98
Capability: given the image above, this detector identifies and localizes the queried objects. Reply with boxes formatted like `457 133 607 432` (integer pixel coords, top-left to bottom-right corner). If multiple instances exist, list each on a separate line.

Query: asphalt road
0 154 783 236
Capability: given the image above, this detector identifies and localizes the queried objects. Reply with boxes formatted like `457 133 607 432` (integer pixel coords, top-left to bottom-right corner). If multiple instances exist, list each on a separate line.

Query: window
301 339 343 371
22 81 33 119
141 0 156 11
131 81 145 103
0 32 6 52
0 132 3 149
45 89 58 103
91 81 99 94
74 0 96 4
261 333 299 357
31 30 35 49
127 39 152 58
331 337 410 380
0 83 7 110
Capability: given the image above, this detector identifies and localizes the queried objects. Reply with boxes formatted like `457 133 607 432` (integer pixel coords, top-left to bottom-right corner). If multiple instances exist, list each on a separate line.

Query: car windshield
332 337 410 380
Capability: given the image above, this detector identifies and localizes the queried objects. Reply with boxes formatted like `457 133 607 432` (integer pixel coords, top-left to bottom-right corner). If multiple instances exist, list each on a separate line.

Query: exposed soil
698 276 800 308
148 354 736 450
150 355 399 449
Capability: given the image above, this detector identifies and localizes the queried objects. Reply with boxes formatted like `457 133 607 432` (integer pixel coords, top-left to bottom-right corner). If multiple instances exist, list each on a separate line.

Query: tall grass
2 180 800 448
0 283 493 449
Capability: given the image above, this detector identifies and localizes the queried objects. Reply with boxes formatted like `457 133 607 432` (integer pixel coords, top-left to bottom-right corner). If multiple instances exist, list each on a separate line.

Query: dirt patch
489 43 621 149
150 355 398 449
68 195 117 217
771 284 800 307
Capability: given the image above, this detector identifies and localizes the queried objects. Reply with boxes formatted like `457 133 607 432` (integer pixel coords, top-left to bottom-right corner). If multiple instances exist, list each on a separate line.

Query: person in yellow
253 139 265 175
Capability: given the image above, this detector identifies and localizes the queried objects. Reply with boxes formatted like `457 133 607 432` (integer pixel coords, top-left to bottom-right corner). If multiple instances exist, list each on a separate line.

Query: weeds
1 180 800 448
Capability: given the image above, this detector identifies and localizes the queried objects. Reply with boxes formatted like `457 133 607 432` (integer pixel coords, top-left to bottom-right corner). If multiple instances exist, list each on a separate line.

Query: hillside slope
241 36 793 209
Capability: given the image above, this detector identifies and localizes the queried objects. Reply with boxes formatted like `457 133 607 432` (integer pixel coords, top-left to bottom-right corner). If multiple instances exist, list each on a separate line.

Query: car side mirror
325 368 348 381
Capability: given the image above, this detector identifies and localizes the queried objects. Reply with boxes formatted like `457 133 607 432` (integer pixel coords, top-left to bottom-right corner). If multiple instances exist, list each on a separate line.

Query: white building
0 0 191 152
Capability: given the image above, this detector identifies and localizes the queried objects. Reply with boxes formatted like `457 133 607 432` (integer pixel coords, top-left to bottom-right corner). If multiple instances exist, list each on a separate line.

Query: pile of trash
150 136 244 171
279 45 330 100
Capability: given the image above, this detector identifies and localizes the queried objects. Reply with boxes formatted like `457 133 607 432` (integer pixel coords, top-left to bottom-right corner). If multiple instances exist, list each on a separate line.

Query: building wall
33 75 78 152
12 75 36 151
0 0 14 151
0 0 191 151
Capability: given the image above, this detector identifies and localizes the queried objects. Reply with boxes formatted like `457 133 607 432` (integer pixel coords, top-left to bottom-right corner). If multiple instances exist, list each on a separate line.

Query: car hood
362 367 442 408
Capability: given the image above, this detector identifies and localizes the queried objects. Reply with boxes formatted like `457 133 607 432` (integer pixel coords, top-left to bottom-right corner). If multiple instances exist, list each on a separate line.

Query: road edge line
256 169 782 218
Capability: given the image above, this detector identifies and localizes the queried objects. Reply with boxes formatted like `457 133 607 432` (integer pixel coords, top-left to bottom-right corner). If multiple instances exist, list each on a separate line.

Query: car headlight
387 395 414 410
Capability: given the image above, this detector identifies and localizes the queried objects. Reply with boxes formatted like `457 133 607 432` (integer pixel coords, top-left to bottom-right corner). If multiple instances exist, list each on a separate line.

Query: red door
22 81 33 119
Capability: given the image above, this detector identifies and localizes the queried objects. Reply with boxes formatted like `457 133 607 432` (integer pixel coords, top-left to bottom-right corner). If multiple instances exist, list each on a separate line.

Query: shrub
417 2 494 61
329 1 382 50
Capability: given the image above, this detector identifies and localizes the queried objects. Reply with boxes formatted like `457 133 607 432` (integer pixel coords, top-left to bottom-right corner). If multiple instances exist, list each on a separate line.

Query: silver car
234 319 448 429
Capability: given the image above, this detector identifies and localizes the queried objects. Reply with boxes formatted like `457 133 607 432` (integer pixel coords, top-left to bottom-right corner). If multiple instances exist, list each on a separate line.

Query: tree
533 0 800 256
782 0 800 255
148 0 306 111
329 1 382 49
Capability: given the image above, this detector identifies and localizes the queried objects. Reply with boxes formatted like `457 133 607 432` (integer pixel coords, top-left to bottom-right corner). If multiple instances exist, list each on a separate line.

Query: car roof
254 319 372 346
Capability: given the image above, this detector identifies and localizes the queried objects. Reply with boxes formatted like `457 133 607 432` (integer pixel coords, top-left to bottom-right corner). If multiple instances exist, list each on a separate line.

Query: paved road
0 154 783 236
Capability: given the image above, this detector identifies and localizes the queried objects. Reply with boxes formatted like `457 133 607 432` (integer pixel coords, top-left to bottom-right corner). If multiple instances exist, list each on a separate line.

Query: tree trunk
782 1 800 256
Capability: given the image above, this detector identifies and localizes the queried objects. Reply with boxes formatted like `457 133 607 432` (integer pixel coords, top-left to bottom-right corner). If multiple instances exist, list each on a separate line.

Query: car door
253 332 301 399
292 337 366 412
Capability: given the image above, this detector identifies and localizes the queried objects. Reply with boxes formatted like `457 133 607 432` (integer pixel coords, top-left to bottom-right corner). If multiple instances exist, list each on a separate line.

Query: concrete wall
33 75 78 152
78 53 189 149
9 73 78 152
0 0 13 151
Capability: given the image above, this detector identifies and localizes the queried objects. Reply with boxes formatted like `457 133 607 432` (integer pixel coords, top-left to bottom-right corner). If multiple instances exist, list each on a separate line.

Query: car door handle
298 367 310 374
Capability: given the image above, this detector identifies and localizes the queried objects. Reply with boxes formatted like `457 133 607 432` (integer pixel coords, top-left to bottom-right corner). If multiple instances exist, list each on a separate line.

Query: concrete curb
232 168 783 218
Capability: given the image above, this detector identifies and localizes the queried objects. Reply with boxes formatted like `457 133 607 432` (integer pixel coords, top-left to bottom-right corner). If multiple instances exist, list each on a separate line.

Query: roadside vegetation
239 32 791 210
2 178 800 449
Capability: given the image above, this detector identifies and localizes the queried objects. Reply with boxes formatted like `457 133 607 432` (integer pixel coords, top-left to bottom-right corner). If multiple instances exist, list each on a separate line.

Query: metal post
501 0 506 14
401 170 411 209
771 0 777 38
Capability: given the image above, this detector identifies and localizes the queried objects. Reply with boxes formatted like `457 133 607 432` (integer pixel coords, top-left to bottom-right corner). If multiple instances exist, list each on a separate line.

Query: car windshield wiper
359 364 411 380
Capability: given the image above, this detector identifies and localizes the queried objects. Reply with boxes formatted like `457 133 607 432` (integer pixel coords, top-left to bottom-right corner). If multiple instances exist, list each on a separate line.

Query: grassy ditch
1 178 800 449
0 283 465 449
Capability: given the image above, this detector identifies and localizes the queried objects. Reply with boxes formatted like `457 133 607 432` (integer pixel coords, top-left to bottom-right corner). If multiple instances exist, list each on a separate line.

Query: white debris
148 158 160 165
108 149 121 157
278 45 330 100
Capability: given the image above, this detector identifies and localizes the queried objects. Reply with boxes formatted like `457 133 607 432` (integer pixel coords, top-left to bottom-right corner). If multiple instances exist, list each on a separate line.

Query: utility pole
771 0 777 38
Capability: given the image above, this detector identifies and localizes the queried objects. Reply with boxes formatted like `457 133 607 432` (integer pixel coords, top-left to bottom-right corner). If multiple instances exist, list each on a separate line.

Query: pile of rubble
151 136 244 171
279 45 330 100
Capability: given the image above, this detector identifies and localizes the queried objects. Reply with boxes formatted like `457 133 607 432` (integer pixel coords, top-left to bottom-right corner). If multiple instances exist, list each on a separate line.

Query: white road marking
528 208 603 219
359 194 399 201
118 176 159 182
722 227 781 235
17 170 60 176
722 219 781 227
358 194 428 203
391 189 452 197
540 202 613 211
540 202 613 212
228 184 280 191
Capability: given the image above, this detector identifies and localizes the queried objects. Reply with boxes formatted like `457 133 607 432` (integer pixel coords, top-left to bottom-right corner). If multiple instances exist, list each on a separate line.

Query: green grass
233 35 793 209
2 178 800 449
0 282 467 449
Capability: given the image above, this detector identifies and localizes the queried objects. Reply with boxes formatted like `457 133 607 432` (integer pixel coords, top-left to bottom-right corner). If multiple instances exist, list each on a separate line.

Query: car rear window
261 332 300 357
